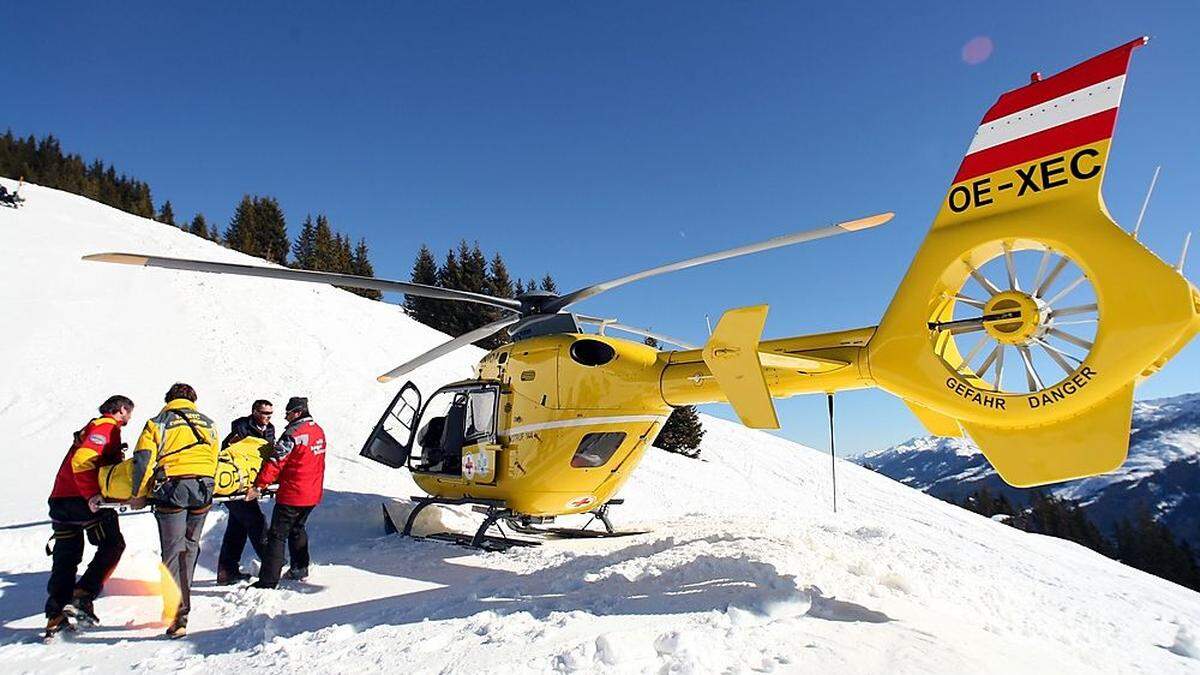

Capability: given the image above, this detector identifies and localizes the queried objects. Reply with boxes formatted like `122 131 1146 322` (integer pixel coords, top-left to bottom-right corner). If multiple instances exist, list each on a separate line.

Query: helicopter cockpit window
570 432 626 468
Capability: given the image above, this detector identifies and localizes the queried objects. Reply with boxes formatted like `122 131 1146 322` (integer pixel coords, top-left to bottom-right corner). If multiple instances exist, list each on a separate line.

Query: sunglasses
254 410 274 416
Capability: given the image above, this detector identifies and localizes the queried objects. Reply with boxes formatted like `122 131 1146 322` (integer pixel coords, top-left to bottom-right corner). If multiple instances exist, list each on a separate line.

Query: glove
87 494 103 513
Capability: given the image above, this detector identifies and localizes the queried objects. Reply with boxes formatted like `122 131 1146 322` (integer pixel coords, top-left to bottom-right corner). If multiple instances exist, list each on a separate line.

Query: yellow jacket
132 399 219 483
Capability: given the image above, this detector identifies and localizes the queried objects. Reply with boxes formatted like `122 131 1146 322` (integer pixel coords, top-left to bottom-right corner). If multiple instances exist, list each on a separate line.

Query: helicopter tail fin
866 37 1200 487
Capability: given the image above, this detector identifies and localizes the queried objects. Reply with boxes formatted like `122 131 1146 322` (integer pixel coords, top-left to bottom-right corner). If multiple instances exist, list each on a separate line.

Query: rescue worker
216 399 275 585
249 397 326 589
43 395 135 637
129 383 219 638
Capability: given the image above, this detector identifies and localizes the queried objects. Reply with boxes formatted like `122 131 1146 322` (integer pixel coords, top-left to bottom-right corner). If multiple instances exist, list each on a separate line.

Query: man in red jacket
44 395 135 637
248 397 325 589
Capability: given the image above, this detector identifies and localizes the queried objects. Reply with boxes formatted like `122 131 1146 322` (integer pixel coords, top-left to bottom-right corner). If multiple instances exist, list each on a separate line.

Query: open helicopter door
360 381 422 468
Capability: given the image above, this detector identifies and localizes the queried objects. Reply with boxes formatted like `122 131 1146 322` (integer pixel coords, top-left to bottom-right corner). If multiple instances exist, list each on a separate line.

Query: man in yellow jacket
129 383 218 639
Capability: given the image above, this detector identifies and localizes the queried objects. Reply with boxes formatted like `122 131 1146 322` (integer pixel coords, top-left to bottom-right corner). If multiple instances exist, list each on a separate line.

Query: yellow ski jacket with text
130 399 219 489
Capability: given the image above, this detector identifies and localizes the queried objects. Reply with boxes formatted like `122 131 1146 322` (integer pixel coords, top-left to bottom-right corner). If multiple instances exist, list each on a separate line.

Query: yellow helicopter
87 37 1198 548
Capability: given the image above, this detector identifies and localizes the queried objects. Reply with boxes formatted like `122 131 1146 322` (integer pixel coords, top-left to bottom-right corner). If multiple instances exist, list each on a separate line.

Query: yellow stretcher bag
99 437 269 500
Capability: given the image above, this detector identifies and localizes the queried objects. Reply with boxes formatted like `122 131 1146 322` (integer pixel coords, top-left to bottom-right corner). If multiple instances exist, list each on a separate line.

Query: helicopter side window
570 432 627 468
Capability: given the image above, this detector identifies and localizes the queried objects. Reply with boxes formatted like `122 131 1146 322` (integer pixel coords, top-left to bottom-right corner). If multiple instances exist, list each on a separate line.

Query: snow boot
165 617 187 639
250 579 277 589
285 567 308 581
216 570 252 586
64 590 99 626
42 613 74 641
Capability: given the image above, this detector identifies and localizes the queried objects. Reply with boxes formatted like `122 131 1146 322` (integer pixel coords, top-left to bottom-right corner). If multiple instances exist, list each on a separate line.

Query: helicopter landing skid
382 496 647 551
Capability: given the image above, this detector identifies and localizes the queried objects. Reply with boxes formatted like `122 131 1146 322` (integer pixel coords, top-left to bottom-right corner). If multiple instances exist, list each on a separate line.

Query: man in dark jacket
216 399 275 585
43 395 134 638
249 397 326 589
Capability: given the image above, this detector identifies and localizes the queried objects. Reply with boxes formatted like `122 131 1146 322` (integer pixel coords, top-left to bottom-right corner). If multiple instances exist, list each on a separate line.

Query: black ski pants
45 498 125 618
258 504 314 586
217 500 267 576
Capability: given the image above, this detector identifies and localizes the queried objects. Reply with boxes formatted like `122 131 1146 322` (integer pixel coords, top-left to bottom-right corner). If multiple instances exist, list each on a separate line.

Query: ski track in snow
1 178 1198 673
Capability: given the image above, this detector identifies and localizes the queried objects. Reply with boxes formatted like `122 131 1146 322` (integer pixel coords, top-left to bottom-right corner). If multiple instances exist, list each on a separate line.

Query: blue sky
6 2 1198 454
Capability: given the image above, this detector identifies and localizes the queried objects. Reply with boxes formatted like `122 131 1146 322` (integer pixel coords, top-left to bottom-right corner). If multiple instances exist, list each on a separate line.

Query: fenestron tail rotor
930 242 1099 395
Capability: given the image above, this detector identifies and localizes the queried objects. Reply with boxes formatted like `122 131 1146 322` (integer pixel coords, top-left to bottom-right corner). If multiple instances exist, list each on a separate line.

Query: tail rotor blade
543 212 893 313
377 316 521 383
83 253 523 313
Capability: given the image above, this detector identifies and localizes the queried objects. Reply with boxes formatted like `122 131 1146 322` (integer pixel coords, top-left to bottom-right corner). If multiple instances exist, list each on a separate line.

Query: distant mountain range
855 392 1200 549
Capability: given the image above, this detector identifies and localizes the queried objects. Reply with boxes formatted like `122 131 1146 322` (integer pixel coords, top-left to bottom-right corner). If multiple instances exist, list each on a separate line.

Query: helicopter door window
570 432 627 468
464 390 497 442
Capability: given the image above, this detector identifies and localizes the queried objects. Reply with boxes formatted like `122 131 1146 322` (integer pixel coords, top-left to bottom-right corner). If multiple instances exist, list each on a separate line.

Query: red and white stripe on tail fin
938 38 1146 223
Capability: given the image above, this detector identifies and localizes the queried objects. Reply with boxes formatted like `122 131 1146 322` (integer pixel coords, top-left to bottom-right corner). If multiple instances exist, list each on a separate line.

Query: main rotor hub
983 291 1045 345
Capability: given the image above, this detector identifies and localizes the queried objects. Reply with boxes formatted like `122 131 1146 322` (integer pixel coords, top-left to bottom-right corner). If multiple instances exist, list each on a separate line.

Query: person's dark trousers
45 498 125 617
257 504 314 586
151 477 214 622
217 500 267 576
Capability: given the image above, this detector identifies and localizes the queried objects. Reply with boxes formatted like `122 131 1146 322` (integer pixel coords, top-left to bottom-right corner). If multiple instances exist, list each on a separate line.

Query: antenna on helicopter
1179 232 1193 274
1132 165 1161 240
705 314 713 336
827 393 838 514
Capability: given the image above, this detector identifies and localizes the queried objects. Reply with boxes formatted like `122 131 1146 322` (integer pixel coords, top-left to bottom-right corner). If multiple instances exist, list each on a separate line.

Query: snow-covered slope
856 393 1200 549
1 179 1198 673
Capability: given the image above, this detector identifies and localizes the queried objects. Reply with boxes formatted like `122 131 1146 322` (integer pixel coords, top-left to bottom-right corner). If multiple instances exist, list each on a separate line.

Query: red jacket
50 416 124 500
256 416 326 507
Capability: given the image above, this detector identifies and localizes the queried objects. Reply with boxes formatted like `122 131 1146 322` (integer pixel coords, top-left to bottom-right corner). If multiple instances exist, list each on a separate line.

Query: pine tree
487 252 514 300
540 274 558 293
435 248 463 335
350 238 382 300
514 279 527 296
479 252 516 348
187 213 210 239
291 215 318 269
312 214 338 271
224 195 258 255
654 405 705 458
406 245 440 326
254 196 289 265
157 200 176 227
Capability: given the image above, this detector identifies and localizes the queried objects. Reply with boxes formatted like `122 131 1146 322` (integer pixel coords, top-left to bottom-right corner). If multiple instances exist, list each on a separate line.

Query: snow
1 178 1199 673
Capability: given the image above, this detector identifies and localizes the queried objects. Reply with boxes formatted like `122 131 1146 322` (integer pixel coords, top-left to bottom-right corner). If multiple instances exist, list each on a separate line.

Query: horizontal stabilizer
703 305 779 429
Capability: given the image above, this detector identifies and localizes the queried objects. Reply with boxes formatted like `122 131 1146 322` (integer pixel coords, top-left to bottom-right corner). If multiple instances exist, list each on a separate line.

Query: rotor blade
976 343 1002 380
1018 346 1043 392
575 315 697 349
1003 244 1020 291
1049 303 1098 319
1034 256 1070 298
376 316 521 383
952 293 987 309
542 212 893 313
966 261 1002 295
83 253 523 312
